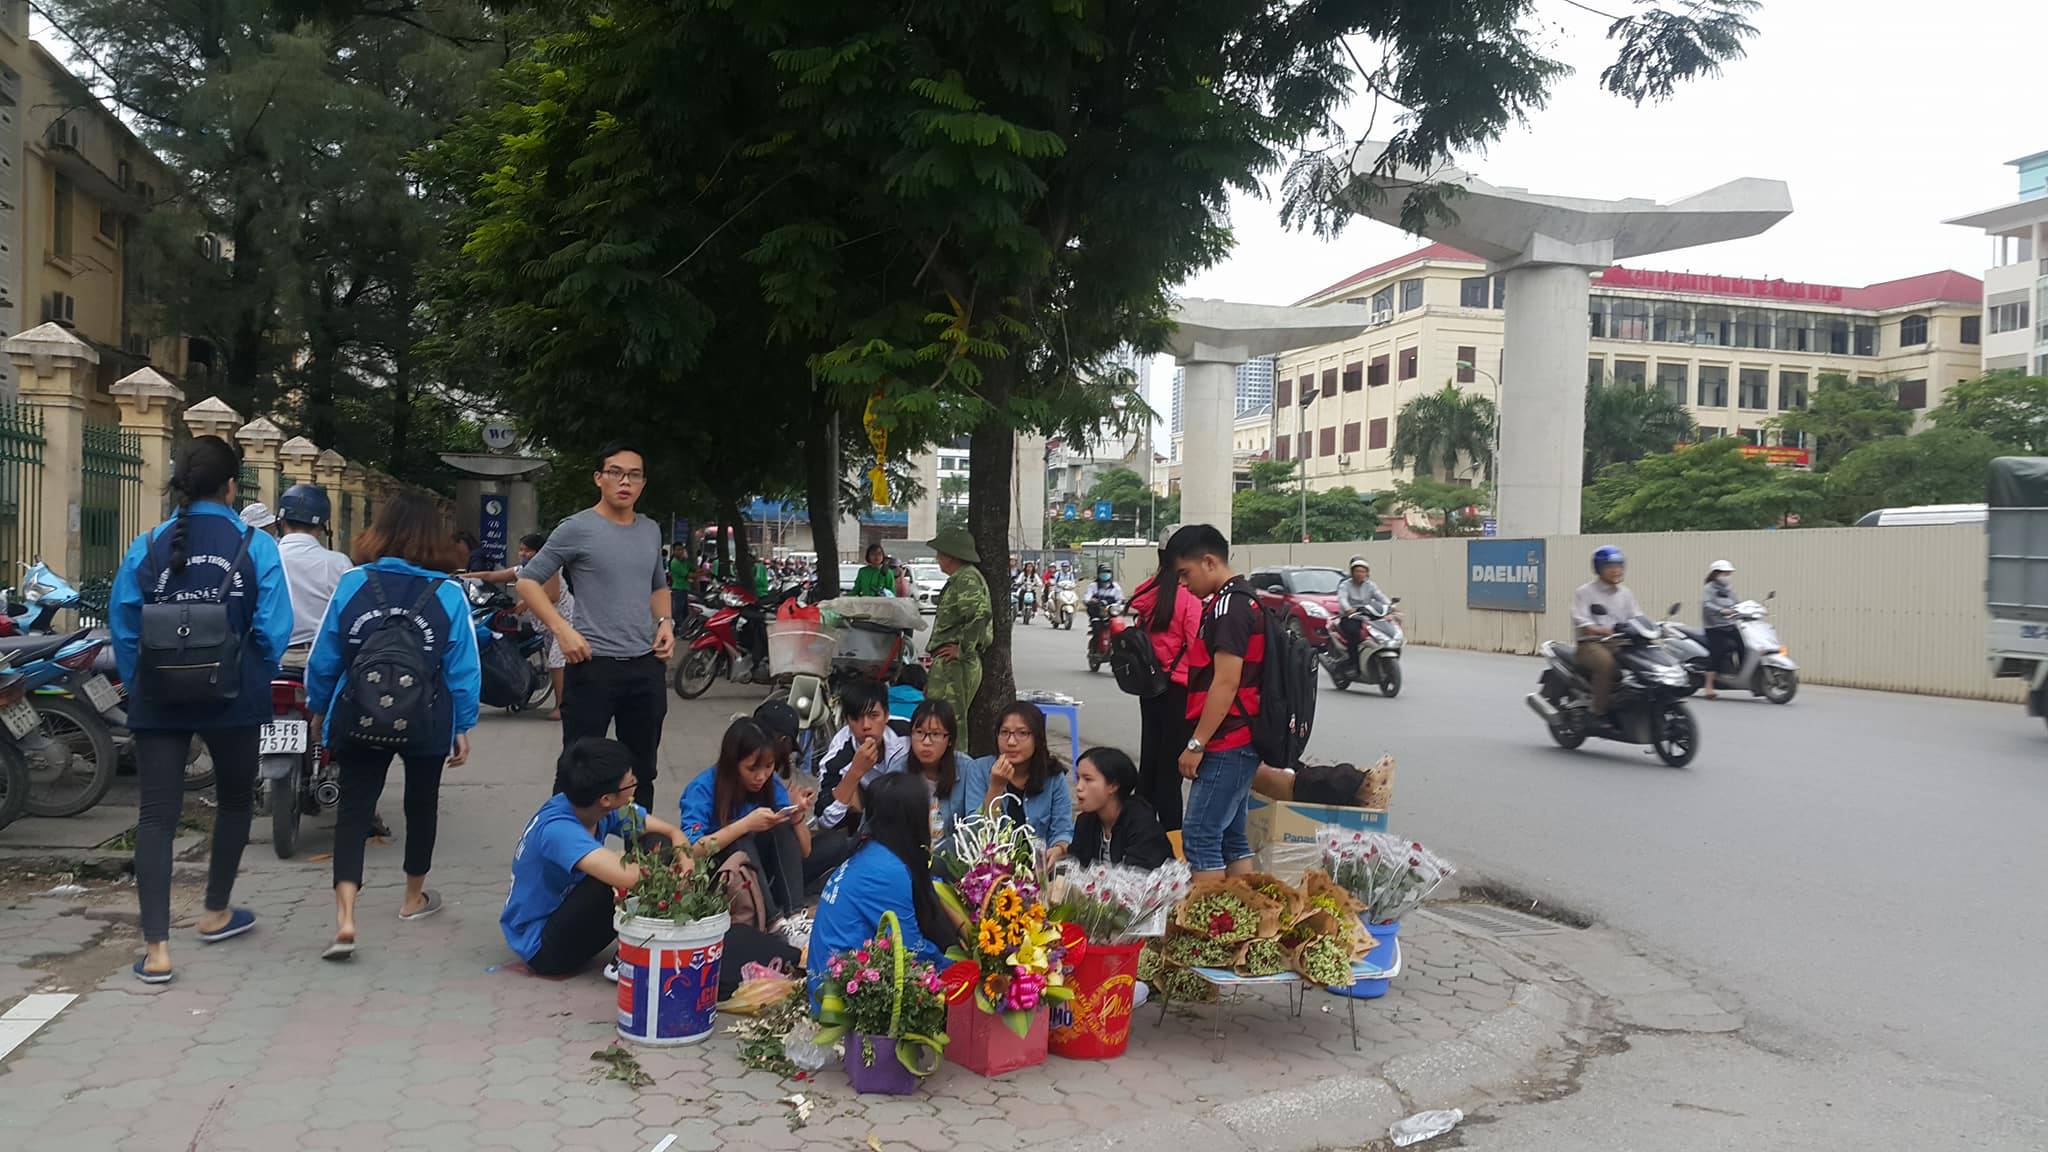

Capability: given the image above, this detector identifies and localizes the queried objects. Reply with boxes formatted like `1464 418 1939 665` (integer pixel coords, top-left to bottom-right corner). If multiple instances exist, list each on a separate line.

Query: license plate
1 698 38 739
259 720 308 756
80 674 120 714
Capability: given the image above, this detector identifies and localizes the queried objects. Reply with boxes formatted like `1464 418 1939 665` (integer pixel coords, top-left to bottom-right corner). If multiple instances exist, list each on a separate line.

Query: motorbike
1525 606 1700 768
1015 583 1038 626
1084 597 1123 673
0 661 36 829
258 670 333 859
1659 592 1798 705
1050 580 1078 630
673 583 790 699
1322 598 1405 697
2 561 83 635
0 630 122 817
466 580 552 712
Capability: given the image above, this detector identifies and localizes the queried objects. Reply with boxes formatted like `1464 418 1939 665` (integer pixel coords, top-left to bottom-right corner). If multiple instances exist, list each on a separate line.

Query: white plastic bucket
614 912 730 1046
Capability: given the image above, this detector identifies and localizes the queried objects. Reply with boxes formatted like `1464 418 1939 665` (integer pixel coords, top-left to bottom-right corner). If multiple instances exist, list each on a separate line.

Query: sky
1146 0 2048 435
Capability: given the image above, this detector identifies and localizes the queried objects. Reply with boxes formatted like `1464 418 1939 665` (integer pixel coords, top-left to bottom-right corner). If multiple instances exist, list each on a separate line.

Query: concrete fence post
235 416 285 508
181 395 243 445
340 462 369 542
5 323 99 577
279 436 320 488
109 366 185 523
313 449 348 549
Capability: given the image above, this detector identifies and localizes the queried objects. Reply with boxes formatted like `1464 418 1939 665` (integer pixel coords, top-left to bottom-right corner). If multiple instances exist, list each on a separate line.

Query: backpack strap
216 524 252 601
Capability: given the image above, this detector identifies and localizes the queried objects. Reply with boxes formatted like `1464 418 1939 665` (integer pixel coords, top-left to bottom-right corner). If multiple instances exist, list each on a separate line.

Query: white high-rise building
1169 354 1276 452
1948 149 2048 376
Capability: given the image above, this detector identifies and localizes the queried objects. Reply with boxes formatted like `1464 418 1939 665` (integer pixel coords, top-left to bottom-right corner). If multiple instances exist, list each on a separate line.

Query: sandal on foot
131 959 174 985
321 938 357 962
197 908 257 943
398 891 443 921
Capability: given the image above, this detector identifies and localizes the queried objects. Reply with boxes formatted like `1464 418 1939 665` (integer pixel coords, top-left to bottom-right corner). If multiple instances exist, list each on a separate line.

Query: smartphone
777 804 803 820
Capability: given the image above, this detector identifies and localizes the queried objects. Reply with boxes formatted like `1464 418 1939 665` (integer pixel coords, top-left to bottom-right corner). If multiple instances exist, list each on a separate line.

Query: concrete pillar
506 478 538 548
1178 360 1238 532
313 449 347 547
5 323 100 576
340 463 369 545
1497 264 1593 536
109 366 185 522
279 436 320 487
181 395 243 444
235 416 285 508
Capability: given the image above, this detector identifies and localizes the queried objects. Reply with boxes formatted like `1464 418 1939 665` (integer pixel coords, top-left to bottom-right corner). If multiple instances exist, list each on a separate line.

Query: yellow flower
977 920 1006 956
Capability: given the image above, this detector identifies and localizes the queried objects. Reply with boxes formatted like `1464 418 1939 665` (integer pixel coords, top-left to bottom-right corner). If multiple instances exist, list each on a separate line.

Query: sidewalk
1 684 1597 1152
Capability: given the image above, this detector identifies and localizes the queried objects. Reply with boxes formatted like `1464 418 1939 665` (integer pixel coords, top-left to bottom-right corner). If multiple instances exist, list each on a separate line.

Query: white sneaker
603 961 620 983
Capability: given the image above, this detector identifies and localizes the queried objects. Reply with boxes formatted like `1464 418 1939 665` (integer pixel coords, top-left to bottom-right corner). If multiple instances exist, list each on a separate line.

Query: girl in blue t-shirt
678 718 813 926
808 772 960 1006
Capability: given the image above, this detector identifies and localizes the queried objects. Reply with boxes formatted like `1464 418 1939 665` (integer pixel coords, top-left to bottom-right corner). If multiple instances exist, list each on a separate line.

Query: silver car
911 564 945 613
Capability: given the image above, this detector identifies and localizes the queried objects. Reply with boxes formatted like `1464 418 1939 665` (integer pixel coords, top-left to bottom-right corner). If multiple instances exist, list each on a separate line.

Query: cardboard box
1246 797 1388 854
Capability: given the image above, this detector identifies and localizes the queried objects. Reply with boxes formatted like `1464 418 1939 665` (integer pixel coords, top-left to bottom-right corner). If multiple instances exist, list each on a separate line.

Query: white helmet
1708 559 1735 576
1348 555 1369 571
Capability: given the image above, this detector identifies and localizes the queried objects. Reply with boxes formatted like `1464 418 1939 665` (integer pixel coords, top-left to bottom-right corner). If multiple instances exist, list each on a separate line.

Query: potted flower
1044 860 1191 1059
933 812 1074 1076
813 912 949 1094
1317 831 1455 999
613 817 733 1046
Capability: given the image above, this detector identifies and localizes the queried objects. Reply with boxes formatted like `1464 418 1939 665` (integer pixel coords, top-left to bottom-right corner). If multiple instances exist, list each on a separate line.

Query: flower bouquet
612 811 733 1046
934 812 1075 1075
1044 861 1192 1059
813 912 948 1094
1317 831 1455 925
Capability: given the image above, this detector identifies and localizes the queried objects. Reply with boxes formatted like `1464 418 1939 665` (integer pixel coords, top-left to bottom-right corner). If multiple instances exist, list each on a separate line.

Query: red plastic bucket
1049 941 1144 1060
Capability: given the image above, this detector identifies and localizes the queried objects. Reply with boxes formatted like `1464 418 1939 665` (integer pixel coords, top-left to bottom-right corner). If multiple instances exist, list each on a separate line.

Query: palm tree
1582 377 1697 483
1391 383 1496 480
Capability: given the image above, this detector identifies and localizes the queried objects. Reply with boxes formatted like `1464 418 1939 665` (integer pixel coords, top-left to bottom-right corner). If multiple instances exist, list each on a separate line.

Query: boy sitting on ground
501 738 686 977
804 679 907 886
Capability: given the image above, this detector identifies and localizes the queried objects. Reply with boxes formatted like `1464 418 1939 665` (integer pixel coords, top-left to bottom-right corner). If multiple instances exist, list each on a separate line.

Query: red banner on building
1738 445 1811 467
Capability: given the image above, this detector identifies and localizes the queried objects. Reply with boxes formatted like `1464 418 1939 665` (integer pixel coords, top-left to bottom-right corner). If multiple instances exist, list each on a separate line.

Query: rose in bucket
813 911 948 1093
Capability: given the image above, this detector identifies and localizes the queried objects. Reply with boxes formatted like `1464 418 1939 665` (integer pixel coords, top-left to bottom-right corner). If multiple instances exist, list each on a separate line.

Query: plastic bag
780 1017 834 1072
1390 1109 1463 1147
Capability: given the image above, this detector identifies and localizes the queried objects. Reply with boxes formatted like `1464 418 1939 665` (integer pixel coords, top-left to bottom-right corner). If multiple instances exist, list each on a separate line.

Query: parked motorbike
2 561 83 635
673 583 787 699
1084 598 1123 673
0 630 122 817
1016 584 1037 626
1322 598 1405 697
466 580 551 712
1659 592 1798 705
258 670 332 859
1050 580 1078 630
1525 606 1700 767
0 661 37 829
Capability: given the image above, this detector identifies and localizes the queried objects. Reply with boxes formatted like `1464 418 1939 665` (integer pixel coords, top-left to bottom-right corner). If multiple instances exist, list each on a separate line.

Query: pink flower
845 976 862 994
856 949 872 965
828 957 845 977
861 967 882 984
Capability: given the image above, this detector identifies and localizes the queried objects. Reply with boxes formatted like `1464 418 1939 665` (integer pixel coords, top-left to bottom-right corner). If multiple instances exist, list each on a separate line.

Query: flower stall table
1151 953 1400 1054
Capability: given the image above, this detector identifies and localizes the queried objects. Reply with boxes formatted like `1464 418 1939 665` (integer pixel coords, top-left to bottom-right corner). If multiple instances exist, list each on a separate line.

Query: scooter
466 580 551 712
1084 598 1123 673
2 561 82 635
1659 592 1798 705
0 661 38 830
1050 580 1078 630
258 670 332 859
1525 605 1700 767
1016 584 1037 626
0 630 122 817
1322 598 1405 697
673 583 785 699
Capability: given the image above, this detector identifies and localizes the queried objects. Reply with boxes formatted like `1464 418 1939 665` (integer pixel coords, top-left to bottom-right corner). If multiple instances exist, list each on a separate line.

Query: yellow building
1273 243 1982 493
0 4 182 417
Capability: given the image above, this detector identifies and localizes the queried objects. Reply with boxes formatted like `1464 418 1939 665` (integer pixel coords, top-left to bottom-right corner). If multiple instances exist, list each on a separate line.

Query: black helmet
278 483 332 528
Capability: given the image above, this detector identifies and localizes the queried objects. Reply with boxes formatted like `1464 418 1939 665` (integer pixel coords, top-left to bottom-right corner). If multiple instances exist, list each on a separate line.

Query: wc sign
1467 538 1545 612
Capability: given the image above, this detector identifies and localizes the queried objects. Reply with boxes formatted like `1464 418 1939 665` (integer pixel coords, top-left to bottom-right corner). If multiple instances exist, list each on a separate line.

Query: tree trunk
725 493 755 588
806 392 842 598
965 364 1017 756
223 201 268 415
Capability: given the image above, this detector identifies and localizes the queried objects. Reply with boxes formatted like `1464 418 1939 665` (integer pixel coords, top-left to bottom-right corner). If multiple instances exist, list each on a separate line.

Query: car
1248 566 1346 647
837 562 861 592
910 564 945 613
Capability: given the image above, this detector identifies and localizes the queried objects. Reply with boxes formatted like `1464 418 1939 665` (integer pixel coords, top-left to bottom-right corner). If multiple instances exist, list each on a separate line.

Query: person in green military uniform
925 528 992 721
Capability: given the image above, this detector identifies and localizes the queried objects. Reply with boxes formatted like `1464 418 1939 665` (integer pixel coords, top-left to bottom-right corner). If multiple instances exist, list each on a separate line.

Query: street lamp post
1297 383 1319 542
1458 358 1502 520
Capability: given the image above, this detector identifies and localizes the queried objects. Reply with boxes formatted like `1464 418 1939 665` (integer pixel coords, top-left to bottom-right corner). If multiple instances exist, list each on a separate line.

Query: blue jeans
1181 744 1261 872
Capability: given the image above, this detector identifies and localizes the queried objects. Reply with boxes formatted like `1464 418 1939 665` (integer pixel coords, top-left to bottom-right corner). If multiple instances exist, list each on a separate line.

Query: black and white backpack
332 573 443 754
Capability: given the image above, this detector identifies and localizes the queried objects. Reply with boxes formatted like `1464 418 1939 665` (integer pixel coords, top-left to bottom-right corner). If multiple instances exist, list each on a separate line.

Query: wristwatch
1185 737 1205 753
655 616 674 628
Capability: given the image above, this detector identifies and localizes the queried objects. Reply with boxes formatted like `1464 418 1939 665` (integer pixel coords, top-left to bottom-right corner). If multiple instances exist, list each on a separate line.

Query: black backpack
136 522 253 704
332 573 444 754
1223 586 1317 769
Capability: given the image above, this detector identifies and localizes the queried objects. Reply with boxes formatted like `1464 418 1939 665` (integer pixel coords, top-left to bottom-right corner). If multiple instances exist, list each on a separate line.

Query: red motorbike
672 582 784 699
1084 598 1125 673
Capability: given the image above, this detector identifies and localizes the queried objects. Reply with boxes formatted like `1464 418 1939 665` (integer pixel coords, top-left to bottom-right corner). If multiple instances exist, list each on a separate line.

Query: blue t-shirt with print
677 767 792 846
500 794 638 960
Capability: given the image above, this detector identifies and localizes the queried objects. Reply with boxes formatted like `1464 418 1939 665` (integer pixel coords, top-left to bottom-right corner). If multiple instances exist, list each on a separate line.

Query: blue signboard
1093 500 1114 522
1062 503 1078 521
1466 538 1544 612
479 494 509 568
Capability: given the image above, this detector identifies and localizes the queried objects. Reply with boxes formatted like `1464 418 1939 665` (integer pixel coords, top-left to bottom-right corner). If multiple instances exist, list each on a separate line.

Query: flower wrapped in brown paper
1172 876 1283 944
1298 868 1366 925
1237 872 1306 927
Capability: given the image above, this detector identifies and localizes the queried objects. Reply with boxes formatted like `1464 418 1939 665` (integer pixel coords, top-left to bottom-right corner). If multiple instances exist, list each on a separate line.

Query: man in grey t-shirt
518 443 675 809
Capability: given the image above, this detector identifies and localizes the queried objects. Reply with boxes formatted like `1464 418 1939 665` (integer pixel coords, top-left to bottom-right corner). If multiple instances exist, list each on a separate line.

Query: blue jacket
677 765 792 847
110 502 292 730
807 841 943 1008
305 558 480 748
952 754 1074 849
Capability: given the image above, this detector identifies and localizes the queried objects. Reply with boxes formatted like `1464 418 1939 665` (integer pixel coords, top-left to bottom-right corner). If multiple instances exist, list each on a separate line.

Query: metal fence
79 422 143 622
340 489 354 554
236 460 260 508
0 402 44 589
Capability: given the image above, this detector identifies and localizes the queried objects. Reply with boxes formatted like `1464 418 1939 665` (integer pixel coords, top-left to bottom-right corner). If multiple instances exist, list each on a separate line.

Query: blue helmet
278 483 332 528
1591 545 1625 573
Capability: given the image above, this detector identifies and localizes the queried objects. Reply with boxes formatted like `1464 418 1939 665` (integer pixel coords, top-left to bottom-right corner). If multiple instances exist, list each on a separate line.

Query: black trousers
1137 683 1190 833
729 824 806 923
135 728 259 943
331 745 445 889
1706 626 1742 677
527 873 616 976
558 654 668 810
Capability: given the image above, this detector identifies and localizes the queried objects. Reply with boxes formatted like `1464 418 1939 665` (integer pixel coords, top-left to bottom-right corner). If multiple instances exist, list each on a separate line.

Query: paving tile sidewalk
0 685 1583 1152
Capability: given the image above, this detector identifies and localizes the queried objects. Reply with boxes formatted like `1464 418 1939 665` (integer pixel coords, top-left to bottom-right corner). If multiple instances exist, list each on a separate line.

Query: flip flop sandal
398 891 443 921
131 959 174 985
197 908 257 943
322 939 357 962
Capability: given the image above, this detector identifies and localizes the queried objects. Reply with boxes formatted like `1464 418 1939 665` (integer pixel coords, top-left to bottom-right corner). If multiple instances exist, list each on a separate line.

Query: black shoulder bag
137 522 253 704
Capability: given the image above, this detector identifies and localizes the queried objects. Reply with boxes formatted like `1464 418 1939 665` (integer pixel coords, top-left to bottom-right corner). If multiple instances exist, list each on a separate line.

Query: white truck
1986 457 2048 726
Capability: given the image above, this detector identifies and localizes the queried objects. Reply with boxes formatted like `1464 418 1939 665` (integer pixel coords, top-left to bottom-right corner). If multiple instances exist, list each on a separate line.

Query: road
1003 620 2048 1129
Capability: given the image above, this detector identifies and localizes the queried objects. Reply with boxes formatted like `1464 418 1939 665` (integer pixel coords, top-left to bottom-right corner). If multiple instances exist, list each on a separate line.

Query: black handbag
136 522 252 704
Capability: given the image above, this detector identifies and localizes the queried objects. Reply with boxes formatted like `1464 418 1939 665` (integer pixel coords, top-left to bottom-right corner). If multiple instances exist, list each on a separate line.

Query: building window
1778 370 1808 411
1898 379 1927 410
1588 357 1605 386
1460 276 1489 308
1990 302 2029 334
1779 427 1808 449
1277 376 1292 406
1369 418 1388 450
1342 362 1363 392
1738 368 1769 410
1614 359 1648 387
1320 426 1337 456
1741 427 1765 447
98 206 118 241
1693 307 1732 347
1698 426 1725 440
1588 297 1608 338
1298 431 1312 459
1697 365 1728 408
1609 299 1650 341
1456 347 1476 384
1853 325 1876 356
1492 275 1506 309
1734 308 1773 350
1371 286 1393 314
1898 314 1928 347
1655 362 1689 406
1398 347 1418 380
1276 438 1290 462
1321 367 1338 396
1961 315 1981 344
1368 355 1389 387
1343 422 1361 453
1399 278 1423 311
1777 313 1812 352
52 173 73 257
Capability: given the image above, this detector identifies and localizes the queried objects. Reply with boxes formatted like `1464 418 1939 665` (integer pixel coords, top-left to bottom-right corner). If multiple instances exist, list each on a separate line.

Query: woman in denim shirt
952 701 1074 864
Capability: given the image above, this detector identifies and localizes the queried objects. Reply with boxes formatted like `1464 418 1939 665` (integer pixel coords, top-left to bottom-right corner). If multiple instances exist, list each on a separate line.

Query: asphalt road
1004 620 2048 1127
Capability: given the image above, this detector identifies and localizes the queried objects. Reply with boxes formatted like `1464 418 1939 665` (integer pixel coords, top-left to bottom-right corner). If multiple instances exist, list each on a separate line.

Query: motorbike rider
1334 557 1389 670
1014 561 1040 615
1088 564 1123 607
1572 546 1642 724
1701 560 1740 699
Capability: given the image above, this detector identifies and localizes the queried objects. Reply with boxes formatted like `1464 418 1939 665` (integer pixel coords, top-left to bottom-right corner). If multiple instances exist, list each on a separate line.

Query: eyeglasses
612 779 639 798
996 728 1032 741
912 729 950 744
599 467 646 484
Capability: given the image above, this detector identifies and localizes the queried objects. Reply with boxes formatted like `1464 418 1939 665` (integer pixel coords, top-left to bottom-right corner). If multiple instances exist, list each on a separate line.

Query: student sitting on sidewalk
804 680 907 886
501 739 686 977
678 718 814 929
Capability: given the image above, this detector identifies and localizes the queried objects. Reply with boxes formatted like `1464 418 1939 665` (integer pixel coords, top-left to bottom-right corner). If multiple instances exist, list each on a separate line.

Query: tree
1770 374 1912 471
1824 428 2000 524
1249 458 1297 492
1391 384 1495 480
937 476 971 535
1929 372 2048 455
1583 377 1698 483
1583 438 1823 533
1390 476 1490 537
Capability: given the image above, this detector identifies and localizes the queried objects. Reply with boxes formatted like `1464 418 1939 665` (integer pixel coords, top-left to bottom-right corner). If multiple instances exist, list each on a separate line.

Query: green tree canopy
1389 476 1489 537
1584 438 1823 533
1928 372 2048 454
1823 428 2000 524
1391 384 1495 480
1770 374 1912 471
1583 377 1698 483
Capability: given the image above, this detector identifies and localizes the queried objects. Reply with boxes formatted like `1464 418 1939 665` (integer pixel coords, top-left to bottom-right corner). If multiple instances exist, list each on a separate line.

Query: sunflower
977 920 1006 956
